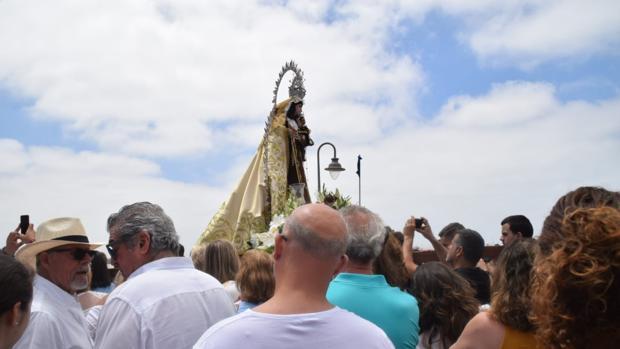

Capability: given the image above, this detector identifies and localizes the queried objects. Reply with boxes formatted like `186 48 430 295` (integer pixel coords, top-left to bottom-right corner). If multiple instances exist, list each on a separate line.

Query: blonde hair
204 240 239 283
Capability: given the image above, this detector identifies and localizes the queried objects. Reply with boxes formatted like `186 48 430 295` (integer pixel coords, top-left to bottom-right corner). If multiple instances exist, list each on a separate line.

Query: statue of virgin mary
197 61 314 251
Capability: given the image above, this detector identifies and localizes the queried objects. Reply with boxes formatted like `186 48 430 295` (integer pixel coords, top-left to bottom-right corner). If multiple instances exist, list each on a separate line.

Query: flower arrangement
318 184 352 209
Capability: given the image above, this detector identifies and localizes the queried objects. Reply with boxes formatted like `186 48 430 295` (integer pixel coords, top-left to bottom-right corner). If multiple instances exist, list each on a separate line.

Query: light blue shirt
327 273 420 349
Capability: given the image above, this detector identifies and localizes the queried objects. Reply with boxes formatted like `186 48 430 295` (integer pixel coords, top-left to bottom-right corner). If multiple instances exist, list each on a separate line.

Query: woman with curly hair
531 189 620 349
411 262 479 349
537 186 620 256
235 250 275 313
450 239 539 349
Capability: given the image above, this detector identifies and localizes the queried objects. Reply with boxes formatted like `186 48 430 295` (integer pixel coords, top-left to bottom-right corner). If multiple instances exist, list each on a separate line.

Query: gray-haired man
327 205 420 349
95 202 235 349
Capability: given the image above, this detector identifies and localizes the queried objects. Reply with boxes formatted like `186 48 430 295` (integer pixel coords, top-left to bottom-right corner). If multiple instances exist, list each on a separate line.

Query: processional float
197 61 314 252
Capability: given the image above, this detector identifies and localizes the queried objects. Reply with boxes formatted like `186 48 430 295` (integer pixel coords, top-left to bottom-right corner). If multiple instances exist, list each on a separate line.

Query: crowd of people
1 186 619 349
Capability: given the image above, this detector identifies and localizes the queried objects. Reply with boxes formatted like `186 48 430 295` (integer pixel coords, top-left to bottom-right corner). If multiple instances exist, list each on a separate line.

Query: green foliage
318 184 352 209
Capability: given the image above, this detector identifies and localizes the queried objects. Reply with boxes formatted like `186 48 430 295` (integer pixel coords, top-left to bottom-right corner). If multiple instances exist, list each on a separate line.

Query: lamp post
316 142 345 200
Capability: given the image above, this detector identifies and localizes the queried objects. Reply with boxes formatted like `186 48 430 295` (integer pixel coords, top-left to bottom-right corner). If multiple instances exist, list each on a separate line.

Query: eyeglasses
106 239 125 259
48 248 96 261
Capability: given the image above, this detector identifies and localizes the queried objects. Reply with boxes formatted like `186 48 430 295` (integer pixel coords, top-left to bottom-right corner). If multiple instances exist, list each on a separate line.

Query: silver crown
271 60 306 106
288 72 305 101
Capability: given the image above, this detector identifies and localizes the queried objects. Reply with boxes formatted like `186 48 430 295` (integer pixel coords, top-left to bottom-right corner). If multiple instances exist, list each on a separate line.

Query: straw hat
15 217 103 265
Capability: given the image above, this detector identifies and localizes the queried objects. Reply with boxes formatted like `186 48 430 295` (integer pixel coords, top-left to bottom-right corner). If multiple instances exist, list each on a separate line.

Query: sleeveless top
501 327 539 349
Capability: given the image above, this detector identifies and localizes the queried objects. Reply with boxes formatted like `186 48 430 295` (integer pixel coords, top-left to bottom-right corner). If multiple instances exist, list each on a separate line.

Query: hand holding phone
414 218 424 227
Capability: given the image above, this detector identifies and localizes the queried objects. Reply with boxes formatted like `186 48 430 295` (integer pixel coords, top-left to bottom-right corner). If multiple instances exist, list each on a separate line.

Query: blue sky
1 0 619 249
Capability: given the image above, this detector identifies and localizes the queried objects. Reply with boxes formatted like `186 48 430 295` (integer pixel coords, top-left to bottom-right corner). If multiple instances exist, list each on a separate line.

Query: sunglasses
106 239 125 259
49 248 96 261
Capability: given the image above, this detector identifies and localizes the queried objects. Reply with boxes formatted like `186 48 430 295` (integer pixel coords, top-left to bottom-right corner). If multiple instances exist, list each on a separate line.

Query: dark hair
412 262 479 347
539 186 620 255
236 250 275 304
90 251 112 289
0 255 33 314
204 240 239 283
501 215 534 238
438 222 465 239
491 239 538 332
454 229 485 263
373 232 411 291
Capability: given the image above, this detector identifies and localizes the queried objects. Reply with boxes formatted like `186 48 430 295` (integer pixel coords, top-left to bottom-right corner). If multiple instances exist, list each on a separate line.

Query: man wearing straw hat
13 217 102 349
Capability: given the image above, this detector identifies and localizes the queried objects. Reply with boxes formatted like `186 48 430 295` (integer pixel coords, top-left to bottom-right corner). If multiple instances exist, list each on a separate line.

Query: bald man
193 203 394 349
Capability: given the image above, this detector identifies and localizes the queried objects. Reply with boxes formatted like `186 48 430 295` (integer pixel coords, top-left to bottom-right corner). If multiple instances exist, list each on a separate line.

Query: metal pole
358 165 361 206
356 155 362 205
316 142 336 201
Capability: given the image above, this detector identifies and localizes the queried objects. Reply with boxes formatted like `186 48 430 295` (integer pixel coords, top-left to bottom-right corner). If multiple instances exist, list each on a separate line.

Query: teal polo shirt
327 273 420 349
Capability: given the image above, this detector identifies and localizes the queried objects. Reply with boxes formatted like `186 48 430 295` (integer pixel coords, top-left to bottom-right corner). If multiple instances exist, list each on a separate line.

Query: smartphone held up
20 215 29 234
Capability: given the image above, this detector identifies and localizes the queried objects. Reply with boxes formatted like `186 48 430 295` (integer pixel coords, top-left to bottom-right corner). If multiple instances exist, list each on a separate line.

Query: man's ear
455 245 464 258
38 252 50 269
273 234 285 260
516 231 524 238
6 302 24 326
333 255 348 277
137 230 151 255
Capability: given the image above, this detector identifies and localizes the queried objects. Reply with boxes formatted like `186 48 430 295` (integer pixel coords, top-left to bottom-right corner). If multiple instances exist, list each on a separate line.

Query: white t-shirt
13 275 93 349
193 306 395 349
95 257 235 349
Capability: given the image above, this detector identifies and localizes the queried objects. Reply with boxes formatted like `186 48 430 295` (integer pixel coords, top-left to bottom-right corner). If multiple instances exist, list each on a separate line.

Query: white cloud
0 140 228 249
466 0 620 67
0 0 618 253
0 0 422 157
2 84 619 251
436 81 558 127
307 81 620 247
394 0 620 68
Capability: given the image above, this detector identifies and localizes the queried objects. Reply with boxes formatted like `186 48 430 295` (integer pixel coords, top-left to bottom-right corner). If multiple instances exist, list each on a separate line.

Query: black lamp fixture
317 142 345 198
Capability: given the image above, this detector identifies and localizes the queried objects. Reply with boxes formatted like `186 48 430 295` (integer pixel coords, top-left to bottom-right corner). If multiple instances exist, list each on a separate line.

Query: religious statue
197 61 314 251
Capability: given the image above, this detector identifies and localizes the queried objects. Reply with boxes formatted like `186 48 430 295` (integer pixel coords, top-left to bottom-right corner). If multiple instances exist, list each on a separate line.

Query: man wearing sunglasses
95 202 235 349
14 217 103 349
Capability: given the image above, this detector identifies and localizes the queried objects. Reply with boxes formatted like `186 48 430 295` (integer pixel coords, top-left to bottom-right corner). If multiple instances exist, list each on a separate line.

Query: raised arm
416 218 448 262
402 217 419 274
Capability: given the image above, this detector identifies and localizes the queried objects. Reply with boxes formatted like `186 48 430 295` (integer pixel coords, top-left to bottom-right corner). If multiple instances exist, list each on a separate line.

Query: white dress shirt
94 257 235 349
13 274 94 349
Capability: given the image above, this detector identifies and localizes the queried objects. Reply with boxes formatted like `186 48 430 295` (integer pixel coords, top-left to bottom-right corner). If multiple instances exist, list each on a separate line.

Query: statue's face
294 103 303 116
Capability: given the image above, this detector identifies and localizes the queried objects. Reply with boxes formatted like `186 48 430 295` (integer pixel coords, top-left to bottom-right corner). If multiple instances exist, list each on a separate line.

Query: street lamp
316 142 345 199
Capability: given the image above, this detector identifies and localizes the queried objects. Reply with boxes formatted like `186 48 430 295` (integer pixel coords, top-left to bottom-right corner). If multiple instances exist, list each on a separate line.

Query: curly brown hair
490 239 538 332
411 262 479 348
236 250 275 304
532 207 620 349
373 232 411 291
539 186 620 256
